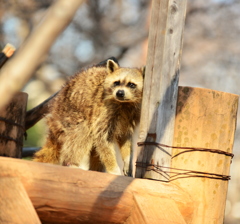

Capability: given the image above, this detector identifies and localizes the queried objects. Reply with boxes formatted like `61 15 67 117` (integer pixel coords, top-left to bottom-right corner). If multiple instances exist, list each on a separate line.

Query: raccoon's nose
116 90 125 98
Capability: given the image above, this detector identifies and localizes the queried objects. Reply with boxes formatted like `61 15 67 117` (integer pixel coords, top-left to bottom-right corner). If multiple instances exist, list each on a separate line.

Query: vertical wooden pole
0 92 28 158
171 87 238 223
0 177 41 224
135 0 187 180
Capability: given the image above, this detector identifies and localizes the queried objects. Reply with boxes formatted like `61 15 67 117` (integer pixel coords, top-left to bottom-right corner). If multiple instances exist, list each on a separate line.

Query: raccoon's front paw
108 166 122 175
62 161 79 168
123 162 132 177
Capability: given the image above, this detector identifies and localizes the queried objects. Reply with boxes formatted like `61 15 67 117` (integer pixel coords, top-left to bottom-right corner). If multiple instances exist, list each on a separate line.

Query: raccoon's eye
113 81 120 87
127 82 136 88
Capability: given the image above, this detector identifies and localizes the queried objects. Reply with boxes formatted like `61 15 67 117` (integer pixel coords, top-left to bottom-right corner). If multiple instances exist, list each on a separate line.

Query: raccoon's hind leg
33 138 60 164
60 130 93 171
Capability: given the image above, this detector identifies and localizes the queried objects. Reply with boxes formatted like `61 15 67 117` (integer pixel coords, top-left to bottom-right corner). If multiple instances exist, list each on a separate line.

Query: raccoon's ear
141 66 146 78
96 57 119 67
107 59 119 74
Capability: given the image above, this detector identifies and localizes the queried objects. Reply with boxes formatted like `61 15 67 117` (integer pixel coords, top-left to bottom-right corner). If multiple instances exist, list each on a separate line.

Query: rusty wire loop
137 141 233 181
0 134 23 146
0 116 25 131
137 142 234 158
0 117 25 145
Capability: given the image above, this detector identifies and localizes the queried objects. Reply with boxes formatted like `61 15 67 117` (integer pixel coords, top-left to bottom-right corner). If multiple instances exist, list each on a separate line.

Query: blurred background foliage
1 0 240 223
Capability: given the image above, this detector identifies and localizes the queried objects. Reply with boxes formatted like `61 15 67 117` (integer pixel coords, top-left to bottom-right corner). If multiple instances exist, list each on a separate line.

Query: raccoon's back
50 66 108 123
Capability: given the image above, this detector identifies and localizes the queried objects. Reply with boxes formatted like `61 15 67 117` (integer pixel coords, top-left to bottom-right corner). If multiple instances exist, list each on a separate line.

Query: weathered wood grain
171 87 238 224
135 0 188 180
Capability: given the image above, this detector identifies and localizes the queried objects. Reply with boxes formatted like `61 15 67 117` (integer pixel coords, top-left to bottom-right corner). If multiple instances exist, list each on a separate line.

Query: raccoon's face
104 60 144 103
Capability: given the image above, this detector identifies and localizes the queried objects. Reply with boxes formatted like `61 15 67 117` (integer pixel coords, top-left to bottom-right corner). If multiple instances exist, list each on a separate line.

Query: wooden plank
125 193 187 224
171 87 238 223
0 157 194 224
0 177 41 224
0 92 28 158
135 0 188 180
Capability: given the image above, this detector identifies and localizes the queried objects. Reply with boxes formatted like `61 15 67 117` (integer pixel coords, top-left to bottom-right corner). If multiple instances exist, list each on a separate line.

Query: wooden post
135 0 187 180
0 92 28 158
171 87 238 223
0 177 41 224
0 157 194 224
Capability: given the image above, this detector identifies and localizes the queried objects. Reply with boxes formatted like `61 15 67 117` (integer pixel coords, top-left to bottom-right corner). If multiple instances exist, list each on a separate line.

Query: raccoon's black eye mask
127 82 136 88
113 81 120 87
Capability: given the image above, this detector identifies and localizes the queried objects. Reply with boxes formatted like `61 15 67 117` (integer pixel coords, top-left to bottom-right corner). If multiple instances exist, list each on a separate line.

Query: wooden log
0 157 194 224
135 0 188 180
171 87 238 224
0 92 28 158
0 177 41 224
0 0 85 111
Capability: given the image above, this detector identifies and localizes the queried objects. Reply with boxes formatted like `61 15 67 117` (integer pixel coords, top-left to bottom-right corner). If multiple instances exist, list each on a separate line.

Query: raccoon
33 59 144 176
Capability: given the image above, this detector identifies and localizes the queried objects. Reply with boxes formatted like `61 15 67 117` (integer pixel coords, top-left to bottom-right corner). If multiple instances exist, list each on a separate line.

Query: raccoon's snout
116 90 125 98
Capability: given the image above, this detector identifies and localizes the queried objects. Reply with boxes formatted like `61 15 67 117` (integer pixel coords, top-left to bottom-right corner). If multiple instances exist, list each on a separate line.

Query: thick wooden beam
171 87 238 223
0 157 194 224
0 177 41 224
135 0 187 180
0 92 28 158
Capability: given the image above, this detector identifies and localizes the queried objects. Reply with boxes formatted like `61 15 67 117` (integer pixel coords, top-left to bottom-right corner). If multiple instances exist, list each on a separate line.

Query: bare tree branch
25 91 58 130
0 0 85 111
